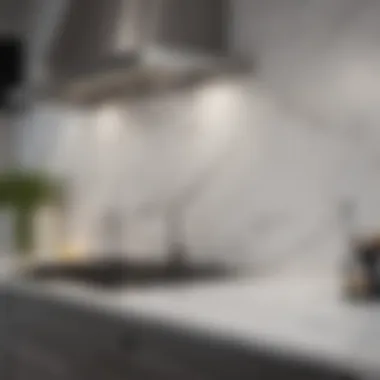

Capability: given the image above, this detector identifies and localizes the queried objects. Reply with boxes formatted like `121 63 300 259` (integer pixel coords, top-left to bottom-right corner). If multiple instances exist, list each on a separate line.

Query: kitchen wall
232 0 380 121
16 78 347 271
232 0 380 254
14 0 380 272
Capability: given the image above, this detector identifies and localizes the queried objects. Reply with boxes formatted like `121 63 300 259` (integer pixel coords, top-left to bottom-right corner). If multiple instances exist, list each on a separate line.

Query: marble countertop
6 272 380 375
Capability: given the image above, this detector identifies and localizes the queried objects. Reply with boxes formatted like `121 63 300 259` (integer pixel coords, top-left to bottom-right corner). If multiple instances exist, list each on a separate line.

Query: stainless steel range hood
46 0 250 104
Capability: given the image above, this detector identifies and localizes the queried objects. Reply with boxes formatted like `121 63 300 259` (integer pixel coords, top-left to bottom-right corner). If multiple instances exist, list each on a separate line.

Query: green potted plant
0 170 62 254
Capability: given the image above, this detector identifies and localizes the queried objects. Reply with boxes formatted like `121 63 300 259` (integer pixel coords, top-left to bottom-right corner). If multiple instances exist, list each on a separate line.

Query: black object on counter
26 258 230 289
344 239 380 300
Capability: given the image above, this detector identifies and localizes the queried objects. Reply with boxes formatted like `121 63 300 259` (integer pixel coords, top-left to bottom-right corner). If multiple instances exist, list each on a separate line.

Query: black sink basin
26 258 230 289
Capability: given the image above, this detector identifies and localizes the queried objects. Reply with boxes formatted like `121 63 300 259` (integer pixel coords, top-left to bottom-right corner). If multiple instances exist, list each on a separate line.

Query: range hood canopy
46 0 251 104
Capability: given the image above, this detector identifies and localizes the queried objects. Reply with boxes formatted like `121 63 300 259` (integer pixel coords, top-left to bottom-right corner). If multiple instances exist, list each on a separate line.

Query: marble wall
14 0 380 271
